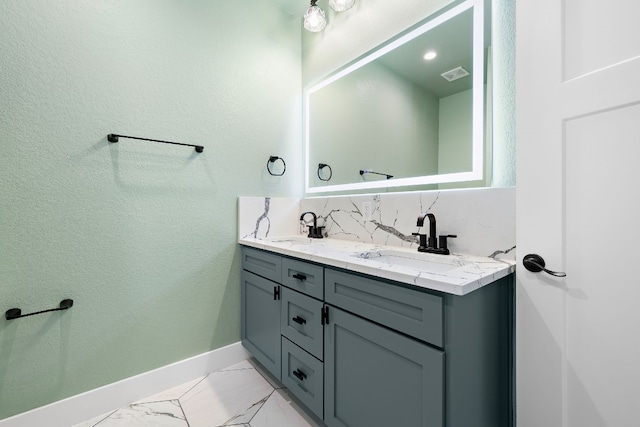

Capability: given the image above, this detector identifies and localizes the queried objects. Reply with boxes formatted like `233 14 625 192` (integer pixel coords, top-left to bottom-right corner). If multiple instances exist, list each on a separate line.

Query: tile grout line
246 389 276 426
248 361 286 390
89 409 118 427
176 374 210 401
176 399 191 427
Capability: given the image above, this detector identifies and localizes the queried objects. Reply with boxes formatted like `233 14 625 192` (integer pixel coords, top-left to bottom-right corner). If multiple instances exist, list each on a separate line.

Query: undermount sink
356 249 465 274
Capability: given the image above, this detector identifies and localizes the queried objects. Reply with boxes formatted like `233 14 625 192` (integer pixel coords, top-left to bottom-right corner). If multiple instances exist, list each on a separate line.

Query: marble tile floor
73 359 324 427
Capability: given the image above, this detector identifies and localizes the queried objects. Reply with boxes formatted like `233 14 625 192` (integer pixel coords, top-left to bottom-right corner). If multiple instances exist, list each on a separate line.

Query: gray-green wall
0 0 301 419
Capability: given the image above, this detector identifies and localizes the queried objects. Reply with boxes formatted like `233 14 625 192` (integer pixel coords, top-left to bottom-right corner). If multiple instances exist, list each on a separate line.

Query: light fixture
303 0 356 33
423 51 437 60
328 0 355 12
304 0 327 33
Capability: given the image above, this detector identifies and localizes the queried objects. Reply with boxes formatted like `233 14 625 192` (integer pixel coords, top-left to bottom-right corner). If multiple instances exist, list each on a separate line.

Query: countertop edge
238 237 515 296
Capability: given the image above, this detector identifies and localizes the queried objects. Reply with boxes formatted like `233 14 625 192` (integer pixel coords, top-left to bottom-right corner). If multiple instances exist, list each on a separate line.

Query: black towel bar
359 169 393 179
5 299 74 321
108 134 204 153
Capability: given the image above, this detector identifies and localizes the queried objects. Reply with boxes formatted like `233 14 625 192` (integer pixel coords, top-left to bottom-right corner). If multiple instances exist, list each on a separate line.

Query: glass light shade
304 5 327 32
328 0 355 12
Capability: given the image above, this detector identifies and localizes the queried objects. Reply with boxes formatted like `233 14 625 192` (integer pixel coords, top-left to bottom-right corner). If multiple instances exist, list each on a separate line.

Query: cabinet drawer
282 258 324 299
281 287 324 360
281 337 324 420
242 247 282 283
325 268 444 347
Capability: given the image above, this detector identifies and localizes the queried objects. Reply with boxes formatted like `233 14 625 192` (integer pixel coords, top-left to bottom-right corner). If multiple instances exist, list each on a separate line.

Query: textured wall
0 0 301 419
491 0 516 186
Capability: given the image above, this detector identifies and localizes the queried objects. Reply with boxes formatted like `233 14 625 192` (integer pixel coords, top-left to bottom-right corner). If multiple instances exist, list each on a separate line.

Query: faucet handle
412 232 428 250
438 235 457 255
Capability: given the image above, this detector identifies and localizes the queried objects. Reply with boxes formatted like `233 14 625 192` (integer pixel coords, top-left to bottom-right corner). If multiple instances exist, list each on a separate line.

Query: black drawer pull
292 273 307 281
293 369 307 381
292 316 307 325
273 286 280 300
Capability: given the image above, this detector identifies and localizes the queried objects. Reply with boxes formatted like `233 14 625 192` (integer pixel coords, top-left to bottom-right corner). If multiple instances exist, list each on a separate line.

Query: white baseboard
0 342 250 427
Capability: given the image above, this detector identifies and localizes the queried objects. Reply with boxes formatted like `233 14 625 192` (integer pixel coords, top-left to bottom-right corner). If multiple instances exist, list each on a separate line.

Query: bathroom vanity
239 238 514 427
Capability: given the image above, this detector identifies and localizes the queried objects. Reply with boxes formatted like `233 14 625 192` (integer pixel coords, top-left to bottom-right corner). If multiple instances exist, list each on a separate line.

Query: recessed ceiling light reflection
423 51 437 60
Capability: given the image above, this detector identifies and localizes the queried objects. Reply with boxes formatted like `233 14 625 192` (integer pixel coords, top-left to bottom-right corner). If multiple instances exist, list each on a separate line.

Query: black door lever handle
523 254 566 277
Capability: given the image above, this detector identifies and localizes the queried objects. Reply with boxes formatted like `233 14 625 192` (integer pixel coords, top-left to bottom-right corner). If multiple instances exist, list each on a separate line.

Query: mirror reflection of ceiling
264 0 485 100
378 9 473 99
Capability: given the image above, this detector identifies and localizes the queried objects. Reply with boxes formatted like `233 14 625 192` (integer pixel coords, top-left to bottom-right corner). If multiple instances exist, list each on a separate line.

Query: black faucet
300 212 324 239
412 212 456 255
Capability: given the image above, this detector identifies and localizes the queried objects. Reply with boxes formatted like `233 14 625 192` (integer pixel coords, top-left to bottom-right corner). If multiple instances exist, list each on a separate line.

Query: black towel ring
267 156 286 176
317 163 333 181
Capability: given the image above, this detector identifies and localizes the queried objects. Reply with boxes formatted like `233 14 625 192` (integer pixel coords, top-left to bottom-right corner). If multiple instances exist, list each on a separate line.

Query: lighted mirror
305 0 488 194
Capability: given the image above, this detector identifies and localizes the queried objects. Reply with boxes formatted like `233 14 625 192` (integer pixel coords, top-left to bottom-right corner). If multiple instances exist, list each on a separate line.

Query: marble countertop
239 236 515 296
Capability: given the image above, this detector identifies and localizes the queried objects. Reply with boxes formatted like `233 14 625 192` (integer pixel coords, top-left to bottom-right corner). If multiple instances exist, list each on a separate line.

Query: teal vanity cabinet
241 246 514 427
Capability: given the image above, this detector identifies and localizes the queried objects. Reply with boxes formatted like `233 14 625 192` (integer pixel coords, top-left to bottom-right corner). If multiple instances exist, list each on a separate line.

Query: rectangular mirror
305 0 488 194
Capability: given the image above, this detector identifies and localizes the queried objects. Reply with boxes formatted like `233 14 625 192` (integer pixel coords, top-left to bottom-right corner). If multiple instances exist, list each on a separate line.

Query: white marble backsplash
238 197 300 240
238 187 515 260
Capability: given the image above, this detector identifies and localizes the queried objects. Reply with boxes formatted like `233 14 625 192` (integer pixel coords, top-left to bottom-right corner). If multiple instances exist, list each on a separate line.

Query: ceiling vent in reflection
441 66 470 82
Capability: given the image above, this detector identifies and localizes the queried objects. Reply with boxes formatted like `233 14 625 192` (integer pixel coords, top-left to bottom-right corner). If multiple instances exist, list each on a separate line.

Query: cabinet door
324 307 444 427
241 270 281 379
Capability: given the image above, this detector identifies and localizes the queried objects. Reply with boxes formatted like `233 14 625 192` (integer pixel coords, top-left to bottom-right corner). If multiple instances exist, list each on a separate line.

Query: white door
516 0 640 425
